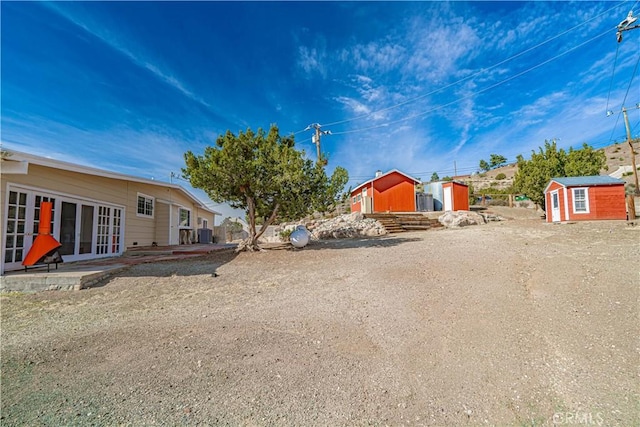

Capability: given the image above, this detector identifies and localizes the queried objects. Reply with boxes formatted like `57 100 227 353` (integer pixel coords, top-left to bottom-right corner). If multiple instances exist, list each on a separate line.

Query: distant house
442 181 470 211
544 176 626 223
350 170 421 213
1 150 219 274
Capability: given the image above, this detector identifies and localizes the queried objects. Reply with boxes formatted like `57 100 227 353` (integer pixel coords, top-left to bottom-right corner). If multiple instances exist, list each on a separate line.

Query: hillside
461 139 640 193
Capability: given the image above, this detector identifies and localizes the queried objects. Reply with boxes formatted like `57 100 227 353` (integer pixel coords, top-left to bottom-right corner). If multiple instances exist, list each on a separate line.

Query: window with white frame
137 194 154 217
179 208 191 227
572 188 589 213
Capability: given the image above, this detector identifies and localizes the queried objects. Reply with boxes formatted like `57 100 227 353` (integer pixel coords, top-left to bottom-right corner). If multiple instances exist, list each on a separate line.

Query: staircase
365 213 443 233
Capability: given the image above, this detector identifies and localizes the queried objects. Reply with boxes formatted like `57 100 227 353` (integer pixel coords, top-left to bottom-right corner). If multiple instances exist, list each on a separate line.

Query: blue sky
2 1 639 221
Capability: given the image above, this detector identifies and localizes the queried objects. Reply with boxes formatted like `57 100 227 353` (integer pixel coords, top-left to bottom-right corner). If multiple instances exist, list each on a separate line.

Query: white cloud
335 97 370 115
297 44 327 78
342 40 407 73
43 3 214 112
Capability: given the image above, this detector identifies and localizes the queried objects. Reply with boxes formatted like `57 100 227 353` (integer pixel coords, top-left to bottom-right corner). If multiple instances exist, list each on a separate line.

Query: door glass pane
4 190 29 265
97 206 111 255
80 205 94 254
59 202 77 255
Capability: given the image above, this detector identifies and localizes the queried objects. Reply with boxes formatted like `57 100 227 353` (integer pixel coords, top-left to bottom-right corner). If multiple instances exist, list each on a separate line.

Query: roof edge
4 149 220 215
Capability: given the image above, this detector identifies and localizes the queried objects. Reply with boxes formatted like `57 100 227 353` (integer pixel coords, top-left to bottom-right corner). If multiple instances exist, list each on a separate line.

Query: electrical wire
605 43 621 113
620 52 640 108
607 52 640 143
294 2 624 134
330 28 612 136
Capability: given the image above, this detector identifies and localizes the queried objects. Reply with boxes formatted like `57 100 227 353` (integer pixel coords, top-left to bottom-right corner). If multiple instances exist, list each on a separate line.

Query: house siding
544 179 626 222
154 201 171 245
1 158 216 273
570 185 626 220
442 182 469 211
373 173 416 212
350 183 372 213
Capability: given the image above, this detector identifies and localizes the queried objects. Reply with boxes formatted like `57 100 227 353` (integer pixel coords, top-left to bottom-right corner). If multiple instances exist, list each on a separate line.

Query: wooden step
365 213 442 233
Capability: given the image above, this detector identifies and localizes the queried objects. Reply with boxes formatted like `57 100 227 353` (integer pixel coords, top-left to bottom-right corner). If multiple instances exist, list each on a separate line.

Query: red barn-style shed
442 181 469 211
544 176 626 223
350 170 420 213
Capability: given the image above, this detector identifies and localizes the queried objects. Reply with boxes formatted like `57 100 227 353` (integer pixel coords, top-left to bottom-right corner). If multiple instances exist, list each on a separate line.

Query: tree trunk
237 198 280 252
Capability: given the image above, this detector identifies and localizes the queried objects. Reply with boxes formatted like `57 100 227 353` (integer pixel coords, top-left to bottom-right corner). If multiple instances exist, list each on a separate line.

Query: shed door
444 186 453 211
551 191 561 222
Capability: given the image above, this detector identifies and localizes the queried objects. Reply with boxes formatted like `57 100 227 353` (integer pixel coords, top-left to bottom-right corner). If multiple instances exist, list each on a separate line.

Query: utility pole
305 123 331 165
622 106 640 195
613 11 640 195
616 10 639 43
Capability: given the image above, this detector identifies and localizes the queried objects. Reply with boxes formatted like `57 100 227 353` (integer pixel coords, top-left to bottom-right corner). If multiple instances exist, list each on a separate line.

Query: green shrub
495 173 506 180
279 229 293 241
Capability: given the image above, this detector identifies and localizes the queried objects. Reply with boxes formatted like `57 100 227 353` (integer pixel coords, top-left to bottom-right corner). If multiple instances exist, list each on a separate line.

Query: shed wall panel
373 174 416 212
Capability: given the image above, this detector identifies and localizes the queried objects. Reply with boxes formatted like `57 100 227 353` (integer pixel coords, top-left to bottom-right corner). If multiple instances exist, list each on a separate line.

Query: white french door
3 186 124 272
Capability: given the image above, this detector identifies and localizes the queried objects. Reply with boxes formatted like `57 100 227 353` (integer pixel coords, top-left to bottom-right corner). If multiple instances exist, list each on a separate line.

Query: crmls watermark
552 411 604 426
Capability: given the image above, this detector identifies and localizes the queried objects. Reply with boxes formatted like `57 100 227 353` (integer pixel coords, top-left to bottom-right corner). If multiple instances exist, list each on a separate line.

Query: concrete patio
0 243 237 292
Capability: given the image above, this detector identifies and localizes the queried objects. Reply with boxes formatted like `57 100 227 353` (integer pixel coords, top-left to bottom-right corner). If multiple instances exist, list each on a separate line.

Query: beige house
1 150 218 274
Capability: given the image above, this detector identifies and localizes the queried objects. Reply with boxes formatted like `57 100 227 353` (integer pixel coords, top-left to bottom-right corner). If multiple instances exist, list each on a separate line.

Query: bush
279 229 293 241
495 173 506 180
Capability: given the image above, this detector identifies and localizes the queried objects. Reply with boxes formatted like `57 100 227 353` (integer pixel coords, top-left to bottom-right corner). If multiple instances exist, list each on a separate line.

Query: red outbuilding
442 181 469 211
544 176 627 223
350 170 420 213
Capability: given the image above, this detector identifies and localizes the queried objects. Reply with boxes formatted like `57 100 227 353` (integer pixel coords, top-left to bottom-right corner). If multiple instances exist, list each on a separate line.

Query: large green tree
514 140 606 208
564 143 607 177
183 125 348 251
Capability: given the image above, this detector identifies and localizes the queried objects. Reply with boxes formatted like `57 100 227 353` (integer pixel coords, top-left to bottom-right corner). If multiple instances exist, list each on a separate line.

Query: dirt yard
2 209 639 426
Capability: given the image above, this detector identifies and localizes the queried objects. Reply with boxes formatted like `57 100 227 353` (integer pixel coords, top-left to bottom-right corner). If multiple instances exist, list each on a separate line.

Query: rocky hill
459 139 639 193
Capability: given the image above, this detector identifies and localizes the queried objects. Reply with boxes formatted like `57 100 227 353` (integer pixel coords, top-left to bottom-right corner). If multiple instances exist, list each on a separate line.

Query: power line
345 132 635 184
296 2 623 134
605 43 621 113
607 13 640 144
330 28 612 137
621 53 640 109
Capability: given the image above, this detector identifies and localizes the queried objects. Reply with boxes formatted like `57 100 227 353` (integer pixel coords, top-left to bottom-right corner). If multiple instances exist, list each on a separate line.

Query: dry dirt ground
2 208 639 426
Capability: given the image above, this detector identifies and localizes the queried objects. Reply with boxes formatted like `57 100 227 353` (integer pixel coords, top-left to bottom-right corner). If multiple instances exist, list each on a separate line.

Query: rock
278 214 387 240
438 211 489 228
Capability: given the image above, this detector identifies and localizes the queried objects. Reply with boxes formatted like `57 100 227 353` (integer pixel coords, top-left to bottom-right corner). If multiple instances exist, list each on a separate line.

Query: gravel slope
2 213 638 426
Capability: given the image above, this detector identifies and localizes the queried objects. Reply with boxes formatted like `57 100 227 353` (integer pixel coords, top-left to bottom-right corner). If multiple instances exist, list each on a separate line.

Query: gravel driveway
2 213 638 426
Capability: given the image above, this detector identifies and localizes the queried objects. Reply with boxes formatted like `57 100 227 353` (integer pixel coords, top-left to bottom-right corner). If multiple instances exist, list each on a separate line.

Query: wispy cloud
42 3 213 112
341 40 406 73
297 42 328 78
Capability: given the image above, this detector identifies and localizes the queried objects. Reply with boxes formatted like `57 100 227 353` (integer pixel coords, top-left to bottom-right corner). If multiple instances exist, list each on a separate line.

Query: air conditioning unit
197 228 212 244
